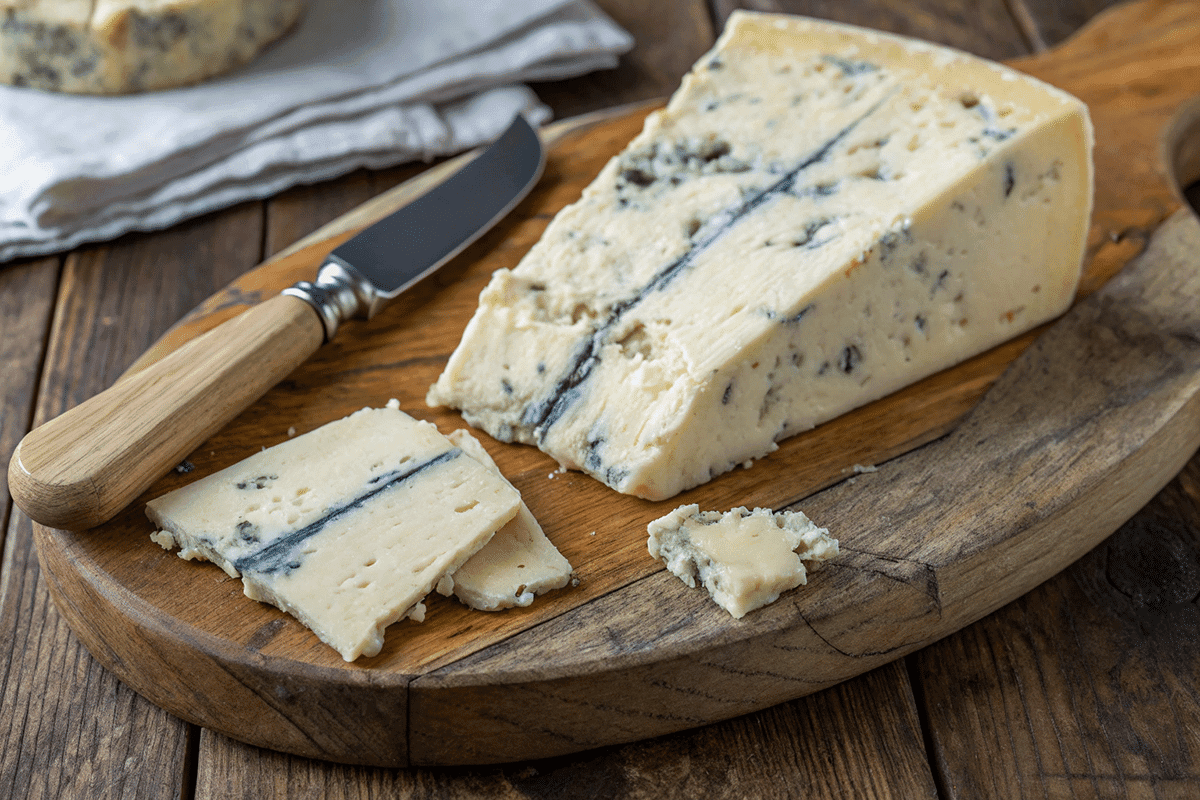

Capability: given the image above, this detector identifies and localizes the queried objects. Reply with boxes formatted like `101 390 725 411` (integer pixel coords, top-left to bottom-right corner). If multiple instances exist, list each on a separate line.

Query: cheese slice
438 429 573 610
147 401 521 661
0 0 306 94
427 11 1094 500
647 504 838 618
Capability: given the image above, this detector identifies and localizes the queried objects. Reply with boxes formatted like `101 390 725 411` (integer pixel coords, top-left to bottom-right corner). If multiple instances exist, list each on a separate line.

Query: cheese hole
571 303 593 324
364 558 377 567
357 581 371 589
617 324 652 360
455 501 479 513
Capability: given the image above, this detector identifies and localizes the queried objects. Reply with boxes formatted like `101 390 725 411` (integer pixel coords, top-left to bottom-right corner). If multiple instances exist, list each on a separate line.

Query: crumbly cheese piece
428 11 1094 500
438 429 573 610
147 401 521 661
0 0 306 94
647 504 838 618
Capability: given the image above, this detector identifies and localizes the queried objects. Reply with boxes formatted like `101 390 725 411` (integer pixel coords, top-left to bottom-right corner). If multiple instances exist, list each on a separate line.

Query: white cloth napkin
0 0 633 262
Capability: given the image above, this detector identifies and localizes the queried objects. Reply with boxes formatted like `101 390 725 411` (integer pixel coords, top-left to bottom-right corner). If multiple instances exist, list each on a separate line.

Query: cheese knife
9 114 545 531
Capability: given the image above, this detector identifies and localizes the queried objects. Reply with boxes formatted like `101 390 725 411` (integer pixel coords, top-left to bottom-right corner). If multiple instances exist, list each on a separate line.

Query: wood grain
194 660 937 799
529 0 715 120
916 457 1200 798
21 0 1200 777
0 206 265 799
0 258 59 544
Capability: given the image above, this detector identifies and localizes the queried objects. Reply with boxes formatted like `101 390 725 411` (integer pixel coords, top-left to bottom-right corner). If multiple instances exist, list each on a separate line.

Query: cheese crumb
648 504 838 618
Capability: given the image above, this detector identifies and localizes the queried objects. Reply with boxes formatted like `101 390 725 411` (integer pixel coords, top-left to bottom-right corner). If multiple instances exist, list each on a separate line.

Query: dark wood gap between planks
904 655 952 800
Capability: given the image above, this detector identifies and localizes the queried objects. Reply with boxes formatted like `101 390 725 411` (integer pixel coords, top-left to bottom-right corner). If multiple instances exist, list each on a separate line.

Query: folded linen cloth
0 0 633 263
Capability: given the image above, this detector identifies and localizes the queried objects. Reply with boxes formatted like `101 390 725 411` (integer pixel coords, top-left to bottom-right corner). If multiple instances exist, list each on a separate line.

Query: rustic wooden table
2 0 1198 797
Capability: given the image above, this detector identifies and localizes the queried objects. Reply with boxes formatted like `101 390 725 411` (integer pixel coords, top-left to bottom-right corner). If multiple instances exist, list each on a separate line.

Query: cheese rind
427 11 1094 500
647 504 838 618
147 401 521 661
442 429 573 610
0 0 306 94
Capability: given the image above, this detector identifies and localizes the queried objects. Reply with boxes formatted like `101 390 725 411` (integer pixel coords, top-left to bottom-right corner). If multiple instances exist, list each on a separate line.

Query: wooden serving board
32 0 1200 767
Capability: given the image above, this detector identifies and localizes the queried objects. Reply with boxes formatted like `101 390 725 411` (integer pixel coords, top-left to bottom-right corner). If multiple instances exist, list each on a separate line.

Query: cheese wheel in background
0 0 306 94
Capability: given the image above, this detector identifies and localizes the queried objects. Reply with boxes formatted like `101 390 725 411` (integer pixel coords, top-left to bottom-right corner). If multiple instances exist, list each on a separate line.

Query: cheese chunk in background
147 401 520 662
647 504 838 618
440 429 574 610
427 10 1094 500
0 0 306 94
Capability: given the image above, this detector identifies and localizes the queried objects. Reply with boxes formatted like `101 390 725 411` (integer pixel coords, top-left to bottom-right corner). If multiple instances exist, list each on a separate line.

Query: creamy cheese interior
441 429 574 611
428 10 1094 500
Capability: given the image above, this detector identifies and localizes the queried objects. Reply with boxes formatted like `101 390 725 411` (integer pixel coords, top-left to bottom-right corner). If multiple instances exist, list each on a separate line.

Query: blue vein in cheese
521 94 893 442
233 448 462 576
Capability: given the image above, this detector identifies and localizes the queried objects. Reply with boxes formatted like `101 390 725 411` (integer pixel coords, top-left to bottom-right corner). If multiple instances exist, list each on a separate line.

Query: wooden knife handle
8 294 325 531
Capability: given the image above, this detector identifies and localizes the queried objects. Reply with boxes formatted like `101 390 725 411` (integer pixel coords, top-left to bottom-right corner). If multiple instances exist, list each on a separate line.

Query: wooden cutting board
32 0 1200 767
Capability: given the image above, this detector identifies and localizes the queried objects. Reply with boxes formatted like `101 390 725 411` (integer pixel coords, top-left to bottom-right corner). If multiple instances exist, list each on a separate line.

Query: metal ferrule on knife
283 257 382 342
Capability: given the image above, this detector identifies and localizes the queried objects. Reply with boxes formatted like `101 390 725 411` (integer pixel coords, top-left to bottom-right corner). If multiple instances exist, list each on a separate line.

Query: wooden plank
195 660 937 799
709 0 1029 60
0 258 59 550
915 457 1200 797
0 206 264 799
530 0 715 120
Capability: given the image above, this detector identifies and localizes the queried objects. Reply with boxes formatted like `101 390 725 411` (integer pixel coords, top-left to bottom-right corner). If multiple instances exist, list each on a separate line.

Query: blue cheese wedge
147 401 521 661
647 504 838 618
438 429 573 610
427 11 1094 500
0 0 306 94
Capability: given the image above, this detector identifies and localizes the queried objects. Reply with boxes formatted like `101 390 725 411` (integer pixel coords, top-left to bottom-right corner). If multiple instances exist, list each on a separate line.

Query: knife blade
9 115 545 531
